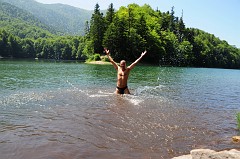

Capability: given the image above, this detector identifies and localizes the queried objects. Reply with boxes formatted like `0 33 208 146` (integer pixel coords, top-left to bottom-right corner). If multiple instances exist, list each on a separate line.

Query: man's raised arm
128 50 147 70
104 48 118 70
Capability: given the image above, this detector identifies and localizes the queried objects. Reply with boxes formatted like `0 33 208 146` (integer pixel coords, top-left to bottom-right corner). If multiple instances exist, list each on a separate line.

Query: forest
1 2 240 68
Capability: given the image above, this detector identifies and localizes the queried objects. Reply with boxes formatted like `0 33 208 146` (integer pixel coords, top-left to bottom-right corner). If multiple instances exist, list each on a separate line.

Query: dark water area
0 60 240 159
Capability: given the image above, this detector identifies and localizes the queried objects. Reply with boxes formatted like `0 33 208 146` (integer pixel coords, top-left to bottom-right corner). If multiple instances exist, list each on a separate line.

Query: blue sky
35 0 240 48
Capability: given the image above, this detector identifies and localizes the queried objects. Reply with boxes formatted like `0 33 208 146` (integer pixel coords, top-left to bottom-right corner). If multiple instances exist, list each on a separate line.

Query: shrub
86 53 101 62
237 112 240 130
101 55 110 62
93 54 101 61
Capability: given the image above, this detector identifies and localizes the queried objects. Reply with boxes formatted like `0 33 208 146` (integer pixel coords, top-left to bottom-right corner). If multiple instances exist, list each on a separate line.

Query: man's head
120 60 126 69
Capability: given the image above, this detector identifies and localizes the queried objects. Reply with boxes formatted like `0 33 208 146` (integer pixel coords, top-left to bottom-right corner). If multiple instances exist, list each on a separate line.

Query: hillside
0 2 239 68
0 1 56 38
1 0 93 35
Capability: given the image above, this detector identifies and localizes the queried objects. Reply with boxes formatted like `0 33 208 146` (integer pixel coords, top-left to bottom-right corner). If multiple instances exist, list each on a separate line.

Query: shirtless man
104 48 147 94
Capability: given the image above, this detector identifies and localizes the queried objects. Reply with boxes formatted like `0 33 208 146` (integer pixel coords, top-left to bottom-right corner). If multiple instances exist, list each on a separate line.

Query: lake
0 60 240 159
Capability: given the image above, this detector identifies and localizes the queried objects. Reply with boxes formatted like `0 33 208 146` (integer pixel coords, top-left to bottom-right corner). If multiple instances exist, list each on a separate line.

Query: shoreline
85 60 112 65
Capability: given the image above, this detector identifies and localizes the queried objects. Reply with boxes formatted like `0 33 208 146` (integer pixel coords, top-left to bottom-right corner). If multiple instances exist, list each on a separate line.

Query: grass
237 112 240 130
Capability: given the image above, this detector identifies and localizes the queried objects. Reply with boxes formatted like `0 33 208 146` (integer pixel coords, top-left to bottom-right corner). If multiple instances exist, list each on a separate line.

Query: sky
35 0 240 48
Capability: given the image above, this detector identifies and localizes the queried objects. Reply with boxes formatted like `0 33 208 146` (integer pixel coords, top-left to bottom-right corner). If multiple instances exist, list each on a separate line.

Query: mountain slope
0 1 56 38
2 0 93 35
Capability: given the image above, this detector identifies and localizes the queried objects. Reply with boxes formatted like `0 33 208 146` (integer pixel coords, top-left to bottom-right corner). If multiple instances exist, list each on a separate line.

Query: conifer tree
89 3 106 54
105 3 115 25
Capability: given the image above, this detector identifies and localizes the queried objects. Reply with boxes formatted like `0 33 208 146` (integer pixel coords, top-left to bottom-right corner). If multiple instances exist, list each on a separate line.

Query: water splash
89 91 113 98
124 95 144 106
134 85 165 97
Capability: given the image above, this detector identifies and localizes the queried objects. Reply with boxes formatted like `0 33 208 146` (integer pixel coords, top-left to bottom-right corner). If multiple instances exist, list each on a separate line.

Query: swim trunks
117 86 128 94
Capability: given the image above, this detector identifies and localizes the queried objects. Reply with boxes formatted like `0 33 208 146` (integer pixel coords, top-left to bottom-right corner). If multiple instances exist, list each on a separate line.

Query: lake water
0 60 240 159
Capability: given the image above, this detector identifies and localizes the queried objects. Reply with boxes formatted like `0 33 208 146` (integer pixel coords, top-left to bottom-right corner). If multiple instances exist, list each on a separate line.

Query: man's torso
117 67 130 88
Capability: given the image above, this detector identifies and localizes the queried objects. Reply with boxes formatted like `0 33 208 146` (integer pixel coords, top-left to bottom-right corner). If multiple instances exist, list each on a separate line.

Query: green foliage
87 54 101 62
237 113 240 130
101 56 110 62
0 28 85 60
0 1 240 68
82 40 94 58
1 0 92 35
101 4 240 68
94 54 101 61
105 3 115 25
88 3 106 54
89 54 101 61
0 2 56 39
1 2 58 34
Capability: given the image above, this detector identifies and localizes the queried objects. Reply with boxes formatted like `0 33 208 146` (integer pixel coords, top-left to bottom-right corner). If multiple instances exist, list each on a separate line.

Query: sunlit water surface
0 60 240 159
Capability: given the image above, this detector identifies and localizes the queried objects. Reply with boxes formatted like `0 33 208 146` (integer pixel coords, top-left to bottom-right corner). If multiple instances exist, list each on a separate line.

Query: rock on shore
172 149 240 159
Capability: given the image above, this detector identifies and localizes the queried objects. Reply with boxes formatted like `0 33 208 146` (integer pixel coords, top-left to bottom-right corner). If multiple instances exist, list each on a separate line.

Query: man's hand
104 48 118 70
104 48 110 55
128 50 147 70
141 50 147 57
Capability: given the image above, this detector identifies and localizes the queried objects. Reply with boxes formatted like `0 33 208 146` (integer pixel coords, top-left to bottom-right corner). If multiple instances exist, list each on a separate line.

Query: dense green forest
87 4 240 68
0 1 240 68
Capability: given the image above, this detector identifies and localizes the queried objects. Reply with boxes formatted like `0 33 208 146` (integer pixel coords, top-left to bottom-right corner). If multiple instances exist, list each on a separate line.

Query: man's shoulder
127 66 133 70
